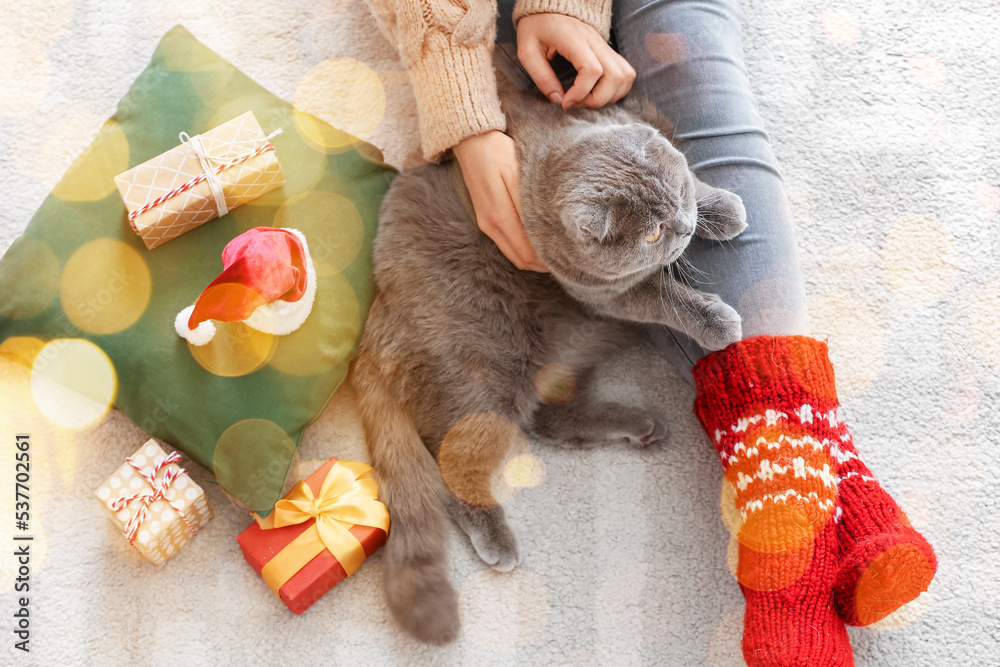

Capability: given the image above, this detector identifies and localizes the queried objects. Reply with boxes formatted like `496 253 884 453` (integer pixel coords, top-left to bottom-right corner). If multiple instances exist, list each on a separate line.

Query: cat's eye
645 224 663 243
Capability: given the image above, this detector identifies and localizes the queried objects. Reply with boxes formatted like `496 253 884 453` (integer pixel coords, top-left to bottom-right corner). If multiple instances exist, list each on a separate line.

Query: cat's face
535 123 697 280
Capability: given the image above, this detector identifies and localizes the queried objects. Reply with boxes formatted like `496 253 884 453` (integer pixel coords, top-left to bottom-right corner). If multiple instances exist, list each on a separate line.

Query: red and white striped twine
127 142 276 224
109 450 198 545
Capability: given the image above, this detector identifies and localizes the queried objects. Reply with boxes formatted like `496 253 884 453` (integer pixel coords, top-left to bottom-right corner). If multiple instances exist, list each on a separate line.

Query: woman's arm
363 0 507 161
363 0 630 272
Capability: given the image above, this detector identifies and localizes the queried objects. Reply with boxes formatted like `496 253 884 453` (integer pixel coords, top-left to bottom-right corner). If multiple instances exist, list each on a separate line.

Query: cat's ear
641 130 677 167
561 201 610 243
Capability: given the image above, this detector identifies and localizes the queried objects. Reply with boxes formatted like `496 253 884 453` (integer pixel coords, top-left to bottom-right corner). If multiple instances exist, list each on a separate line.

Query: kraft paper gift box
237 457 390 614
95 439 212 565
114 111 285 249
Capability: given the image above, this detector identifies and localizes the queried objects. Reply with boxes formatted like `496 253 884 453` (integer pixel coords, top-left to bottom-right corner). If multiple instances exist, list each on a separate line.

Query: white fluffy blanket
1 0 997 664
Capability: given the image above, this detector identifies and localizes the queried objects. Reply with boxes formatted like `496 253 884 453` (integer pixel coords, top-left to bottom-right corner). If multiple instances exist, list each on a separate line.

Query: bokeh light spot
534 362 576 404
725 533 739 580
30 339 117 430
198 98 327 201
942 284 998 383
708 604 745 666
736 539 814 591
0 35 50 115
855 543 936 625
50 120 130 202
4 0 75 42
974 183 1000 219
969 274 1000 368
439 412 529 506
458 568 549 652
558 645 642 667
293 109 361 155
821 10 861 45
909 55 946 92
294 58 386 149
2 236 60 320
54 428 79 491
188 66 241 109
203 93 283 135
16 111 102 191
268 272 361 376
213 418 297 513
869 593 930 632
60 238 152 335
883 214 959 307
188 314 278 378
719 479 742 537
503 453 546 489
737 276 812 340
942 378 979 425
0 337 46 368
645 32 690 65
727 422 837 553
899 430 982 531
274 191 364 275
968 517 1000 610
784 184 816 226
807 293 884 399
594 563 682 649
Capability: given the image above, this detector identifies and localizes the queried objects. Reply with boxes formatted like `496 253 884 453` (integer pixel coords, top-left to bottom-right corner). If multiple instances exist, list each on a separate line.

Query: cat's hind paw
626 414 668 448
451 502 521 572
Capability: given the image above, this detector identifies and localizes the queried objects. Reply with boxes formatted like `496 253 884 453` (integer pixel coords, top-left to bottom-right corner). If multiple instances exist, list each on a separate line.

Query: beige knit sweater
364 0 612 160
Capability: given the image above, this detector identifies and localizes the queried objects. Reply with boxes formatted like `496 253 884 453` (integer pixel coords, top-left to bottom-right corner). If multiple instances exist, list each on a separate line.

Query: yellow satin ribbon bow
259 460 390 596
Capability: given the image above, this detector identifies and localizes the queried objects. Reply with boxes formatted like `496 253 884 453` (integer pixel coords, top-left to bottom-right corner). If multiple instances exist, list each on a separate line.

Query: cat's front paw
695 298 742 351
696 189 747 241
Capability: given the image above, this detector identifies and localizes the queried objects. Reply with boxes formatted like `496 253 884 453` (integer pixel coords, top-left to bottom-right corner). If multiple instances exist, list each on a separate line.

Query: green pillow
0 25 395 513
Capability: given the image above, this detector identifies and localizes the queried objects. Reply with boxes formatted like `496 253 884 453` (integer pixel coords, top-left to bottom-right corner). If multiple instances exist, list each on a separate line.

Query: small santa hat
175 227 317 346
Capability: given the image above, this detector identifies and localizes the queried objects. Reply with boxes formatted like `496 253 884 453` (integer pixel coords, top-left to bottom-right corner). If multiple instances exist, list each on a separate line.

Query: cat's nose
675 218 694 238
678 213 696 237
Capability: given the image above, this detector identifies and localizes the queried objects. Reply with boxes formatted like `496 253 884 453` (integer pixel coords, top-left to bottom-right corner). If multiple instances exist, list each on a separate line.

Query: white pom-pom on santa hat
175 305 217 345
176 227 316 346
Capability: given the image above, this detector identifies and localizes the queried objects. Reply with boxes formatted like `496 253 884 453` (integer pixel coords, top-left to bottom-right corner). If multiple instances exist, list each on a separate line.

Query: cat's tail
351 345 459 645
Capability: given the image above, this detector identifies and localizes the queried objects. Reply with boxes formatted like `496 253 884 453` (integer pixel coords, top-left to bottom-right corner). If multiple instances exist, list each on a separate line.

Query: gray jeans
496 0 810 377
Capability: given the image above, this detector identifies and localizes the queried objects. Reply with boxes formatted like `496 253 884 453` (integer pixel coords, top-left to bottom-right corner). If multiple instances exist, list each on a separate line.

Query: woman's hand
517 13 636 109
452 130 548 273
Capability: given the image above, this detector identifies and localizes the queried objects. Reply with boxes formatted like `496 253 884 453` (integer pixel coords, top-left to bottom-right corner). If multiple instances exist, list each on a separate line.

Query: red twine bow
108 451 197 545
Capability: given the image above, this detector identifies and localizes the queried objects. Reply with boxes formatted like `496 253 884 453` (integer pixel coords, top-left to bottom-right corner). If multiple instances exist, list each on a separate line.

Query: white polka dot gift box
94 439 212 565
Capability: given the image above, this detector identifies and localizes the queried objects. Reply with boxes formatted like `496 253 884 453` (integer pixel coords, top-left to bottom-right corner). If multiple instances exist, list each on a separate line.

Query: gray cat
351 83 747 644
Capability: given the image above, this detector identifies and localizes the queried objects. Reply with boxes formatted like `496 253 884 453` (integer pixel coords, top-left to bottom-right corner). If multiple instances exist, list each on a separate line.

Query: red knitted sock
694 335 853 666
775 338 937 626
695 336 936 638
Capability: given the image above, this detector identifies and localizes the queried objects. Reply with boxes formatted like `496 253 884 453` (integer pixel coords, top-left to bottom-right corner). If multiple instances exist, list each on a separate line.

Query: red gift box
237 457 389 614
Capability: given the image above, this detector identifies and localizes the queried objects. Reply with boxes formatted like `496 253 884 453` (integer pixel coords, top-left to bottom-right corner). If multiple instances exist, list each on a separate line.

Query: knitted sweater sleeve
363 0 506 161
513 0 612 41
363 0 614 161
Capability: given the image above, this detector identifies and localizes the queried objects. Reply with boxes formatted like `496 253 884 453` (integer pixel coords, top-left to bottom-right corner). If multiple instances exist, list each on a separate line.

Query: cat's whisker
677 254 711 282
660 263 693 341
